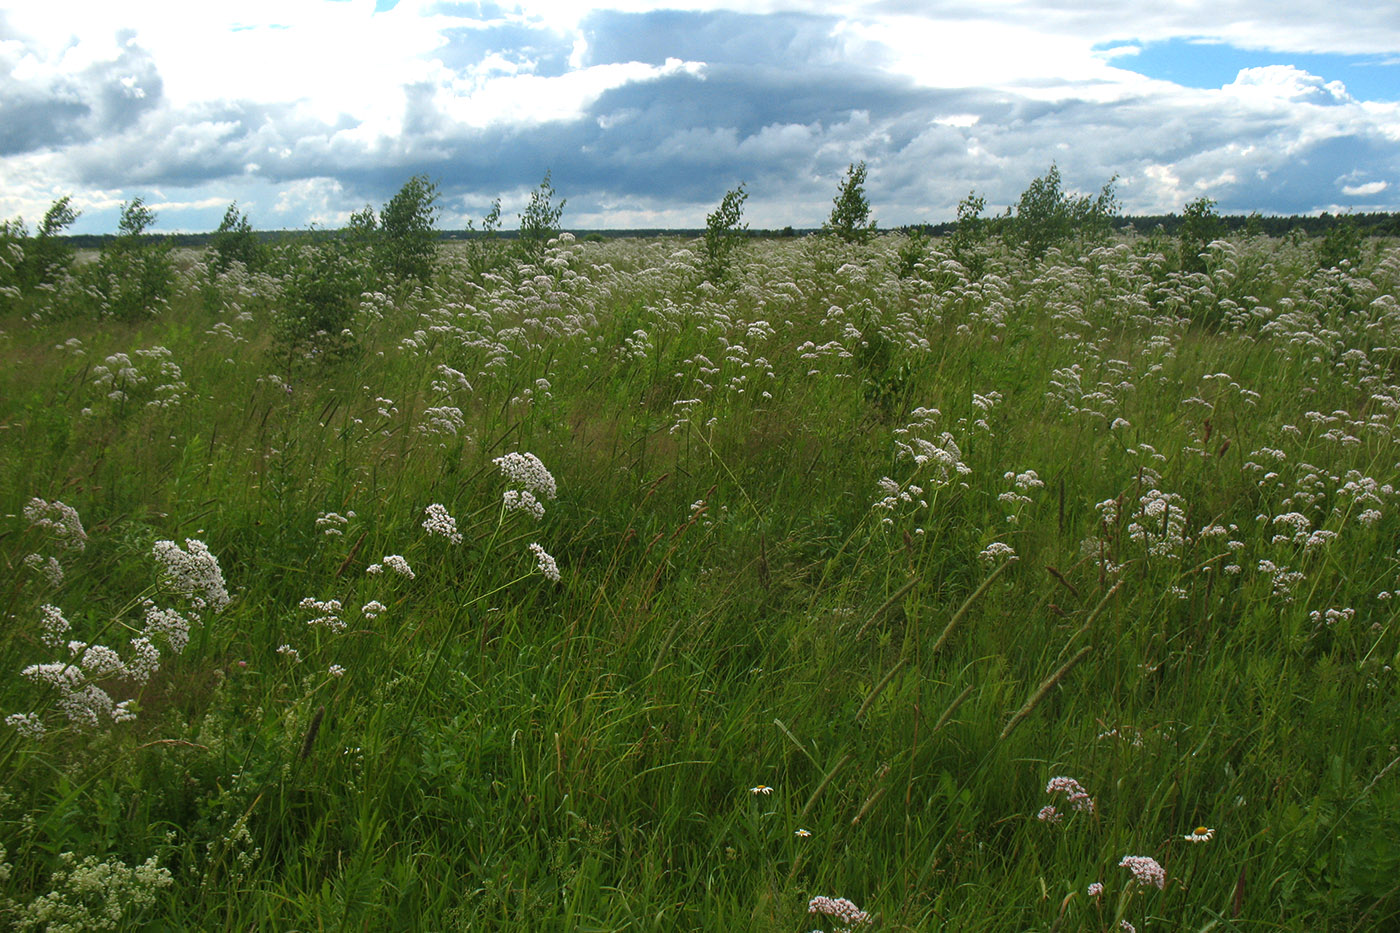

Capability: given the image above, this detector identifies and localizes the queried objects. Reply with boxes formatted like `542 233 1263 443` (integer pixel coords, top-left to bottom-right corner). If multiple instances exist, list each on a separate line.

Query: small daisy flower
1185 825 1215 843
750 785 772 795
794 828 811 838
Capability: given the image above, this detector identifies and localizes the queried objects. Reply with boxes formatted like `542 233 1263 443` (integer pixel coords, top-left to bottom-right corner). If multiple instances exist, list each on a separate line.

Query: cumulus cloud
1 0 1398 232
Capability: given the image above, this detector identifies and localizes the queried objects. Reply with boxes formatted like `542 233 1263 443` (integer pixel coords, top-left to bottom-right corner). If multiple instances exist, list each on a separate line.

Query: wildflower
1087 882 1103 897
76 644 126 680
23 498 87 551
1046 776 1096 814
794 828 811 837
750 785 772 795
300 597 345 633
1185 825 1215 843
529 543 561 583
808 895 871 926
38 604 70 649
328 664 346 678
1037 805 1061 824
315 511 353 536
6 712 45 739
152 539 229 612
374 555 414 578
978 541 1018 563
493 451 558 500
422 503 463 543
1120 922 1136 933
23 553 64 587
140 602 192 653
277 645 301 663
418 406 466 437
1119 854 1166 889
503 488 546 520
361 600 386 620
123 637 159 684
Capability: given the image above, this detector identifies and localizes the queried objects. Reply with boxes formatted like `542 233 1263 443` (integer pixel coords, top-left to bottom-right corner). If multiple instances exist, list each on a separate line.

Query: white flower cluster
1125 488 1189 559
529 542 561 583
38 604 70 648
23 553 64 586
300 597 345 633
12 850 173 930
152 539 230 613
140 601 193 654
24 498 87 552
494 452 558 508
422 503 463 544
9 591 202 735
315 511 355 536
978 541 1018 563
418 406 466 437
892 408 970 486
367 555 415 578
430 363 472 395
1308 606 1355 628
90 347 187 408
21 659 136 730
503 489 546 520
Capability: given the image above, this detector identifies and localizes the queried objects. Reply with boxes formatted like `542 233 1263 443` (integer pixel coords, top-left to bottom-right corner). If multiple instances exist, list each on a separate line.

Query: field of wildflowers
1 224 1398 930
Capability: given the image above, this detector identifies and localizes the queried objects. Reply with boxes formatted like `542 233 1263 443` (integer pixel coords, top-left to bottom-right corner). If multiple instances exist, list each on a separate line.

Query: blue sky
1 1 1398 234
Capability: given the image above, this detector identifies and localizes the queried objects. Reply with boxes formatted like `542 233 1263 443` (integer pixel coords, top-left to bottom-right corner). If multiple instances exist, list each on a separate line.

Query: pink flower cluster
1119 854 1166 889
808 895 871 928
1046 775 1096 814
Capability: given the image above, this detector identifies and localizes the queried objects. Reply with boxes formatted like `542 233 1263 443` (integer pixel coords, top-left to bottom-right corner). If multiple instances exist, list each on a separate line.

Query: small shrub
378 174 441 282
1011 164 1118 259
89 198 175 321
700 183 748 284
823 161 877 244
464 199 507 279
1178 196 1224 274
271 240 368 362
517 171 565 263
949 190 991 278
1317 214 1363 271
209 202 267 274
0 198 80 315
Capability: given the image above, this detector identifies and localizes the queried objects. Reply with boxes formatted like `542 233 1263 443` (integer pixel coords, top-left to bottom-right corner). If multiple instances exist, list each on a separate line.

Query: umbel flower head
808 895 871 927
495 453 558 523
152 539 229 612
1119 854 1166 889
422 503 462 544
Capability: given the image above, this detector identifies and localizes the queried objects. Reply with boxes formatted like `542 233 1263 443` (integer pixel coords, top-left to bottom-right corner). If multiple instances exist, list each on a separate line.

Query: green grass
1 232 1399 930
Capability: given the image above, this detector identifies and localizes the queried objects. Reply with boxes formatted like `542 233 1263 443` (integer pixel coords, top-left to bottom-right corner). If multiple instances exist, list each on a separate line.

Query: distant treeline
47 210 1400 249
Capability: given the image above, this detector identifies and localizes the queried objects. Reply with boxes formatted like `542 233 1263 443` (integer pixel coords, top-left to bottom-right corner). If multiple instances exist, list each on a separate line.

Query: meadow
1 218 1398 930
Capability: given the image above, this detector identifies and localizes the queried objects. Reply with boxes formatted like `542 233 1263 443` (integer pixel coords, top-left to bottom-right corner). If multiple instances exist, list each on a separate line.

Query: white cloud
3 0 1399 230
1224 65 1354 104
1341 180 1388 196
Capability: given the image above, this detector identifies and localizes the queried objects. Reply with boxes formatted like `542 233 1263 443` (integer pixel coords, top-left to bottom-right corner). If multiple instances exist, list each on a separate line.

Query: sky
1 0 1398 234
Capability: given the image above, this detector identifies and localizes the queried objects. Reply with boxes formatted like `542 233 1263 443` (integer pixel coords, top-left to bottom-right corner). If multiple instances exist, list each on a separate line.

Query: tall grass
0 231 1398 930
